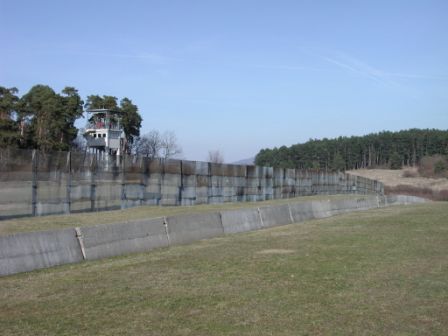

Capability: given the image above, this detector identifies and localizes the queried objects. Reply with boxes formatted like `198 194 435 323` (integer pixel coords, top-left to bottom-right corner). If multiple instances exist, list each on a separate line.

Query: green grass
0 194 358 235
1 202 447 335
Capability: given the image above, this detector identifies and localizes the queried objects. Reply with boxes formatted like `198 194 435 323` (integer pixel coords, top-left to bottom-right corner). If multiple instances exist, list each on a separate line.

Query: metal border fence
0 148 383 219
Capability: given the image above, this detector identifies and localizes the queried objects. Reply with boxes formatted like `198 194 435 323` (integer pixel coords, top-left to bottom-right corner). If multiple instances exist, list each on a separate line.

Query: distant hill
232 157 255 165
255 129 448 170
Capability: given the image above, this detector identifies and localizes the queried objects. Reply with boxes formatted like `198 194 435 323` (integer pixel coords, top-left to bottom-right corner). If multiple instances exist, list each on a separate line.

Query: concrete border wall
385 195 427 205
259 204 293 228
0 195 428 277
165 212 224 245
311 201 332 218
220 208 263 234
0 149 384 219
0 228 83 276
80 218 169 260
289 202 315 222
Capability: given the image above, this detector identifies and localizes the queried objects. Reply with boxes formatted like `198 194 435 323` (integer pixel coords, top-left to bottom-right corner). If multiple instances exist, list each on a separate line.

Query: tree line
255 129 448 171
0 85 142 152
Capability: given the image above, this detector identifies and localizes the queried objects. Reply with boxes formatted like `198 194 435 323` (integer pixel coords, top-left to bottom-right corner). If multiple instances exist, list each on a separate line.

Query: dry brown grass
347 168 448 200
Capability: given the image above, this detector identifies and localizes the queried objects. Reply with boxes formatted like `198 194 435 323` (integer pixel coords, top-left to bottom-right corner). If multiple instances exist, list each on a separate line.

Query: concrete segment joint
257 207 264 227
287 203 294 223
163 217 171 246
217 211 225 234
75 227 87 260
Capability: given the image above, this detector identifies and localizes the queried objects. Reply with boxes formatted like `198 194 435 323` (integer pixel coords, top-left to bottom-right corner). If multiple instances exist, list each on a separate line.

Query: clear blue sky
1 0 447 162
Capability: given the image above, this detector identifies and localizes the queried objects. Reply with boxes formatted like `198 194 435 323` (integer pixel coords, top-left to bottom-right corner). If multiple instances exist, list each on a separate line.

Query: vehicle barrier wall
165 212 224 245
0 195 428 277
220 208 263 234
79 218 169 260
0 228 83 276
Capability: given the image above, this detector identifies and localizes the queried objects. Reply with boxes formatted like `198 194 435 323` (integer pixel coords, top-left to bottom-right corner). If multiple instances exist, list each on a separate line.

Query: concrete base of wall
221 208 263 234
0 228 83 276
0 195 428 277
259 204 293 228
165 212 224 245
80 218 169 260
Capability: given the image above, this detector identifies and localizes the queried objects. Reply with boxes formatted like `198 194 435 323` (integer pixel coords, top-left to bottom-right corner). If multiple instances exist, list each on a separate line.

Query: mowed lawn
1 203 447 335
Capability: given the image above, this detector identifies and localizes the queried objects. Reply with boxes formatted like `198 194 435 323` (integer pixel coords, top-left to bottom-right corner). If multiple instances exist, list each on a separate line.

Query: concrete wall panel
165 212 224 245
0 228 83 276
311 201 332 218
195 161 209 176
220 208 263 234
259 204 293 228
289 201 315 222
80 218 168 260
331 199 358 215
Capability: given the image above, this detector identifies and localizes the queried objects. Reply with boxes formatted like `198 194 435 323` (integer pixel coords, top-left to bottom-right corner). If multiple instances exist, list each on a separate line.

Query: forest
255 129 448 171
0 85 142 152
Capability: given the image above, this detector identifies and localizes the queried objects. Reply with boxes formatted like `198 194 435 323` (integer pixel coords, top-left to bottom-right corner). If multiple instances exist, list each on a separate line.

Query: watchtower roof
86 108 123 115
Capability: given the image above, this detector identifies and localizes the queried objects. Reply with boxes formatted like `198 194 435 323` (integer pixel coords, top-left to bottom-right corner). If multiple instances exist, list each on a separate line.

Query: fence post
178 160 183 205
282 168 286 199
207 162 212 204
156 159 162 205
140 156 147 206
293 169 297 198
121 154 126 209
90 154 96 211
31 150 37 216
65 151 71 214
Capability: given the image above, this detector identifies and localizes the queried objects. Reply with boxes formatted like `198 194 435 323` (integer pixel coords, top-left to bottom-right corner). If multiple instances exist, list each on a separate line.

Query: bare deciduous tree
160 131 182 159
208 149 224 164
134 130 162 159
134 129 182 159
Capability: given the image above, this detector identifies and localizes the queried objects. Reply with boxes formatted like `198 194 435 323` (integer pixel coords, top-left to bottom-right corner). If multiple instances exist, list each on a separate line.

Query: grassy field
0 194 358 235
1 202 447 335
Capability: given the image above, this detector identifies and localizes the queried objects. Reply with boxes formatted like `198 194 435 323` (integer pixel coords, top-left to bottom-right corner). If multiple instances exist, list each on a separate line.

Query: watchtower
83 108 126 156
